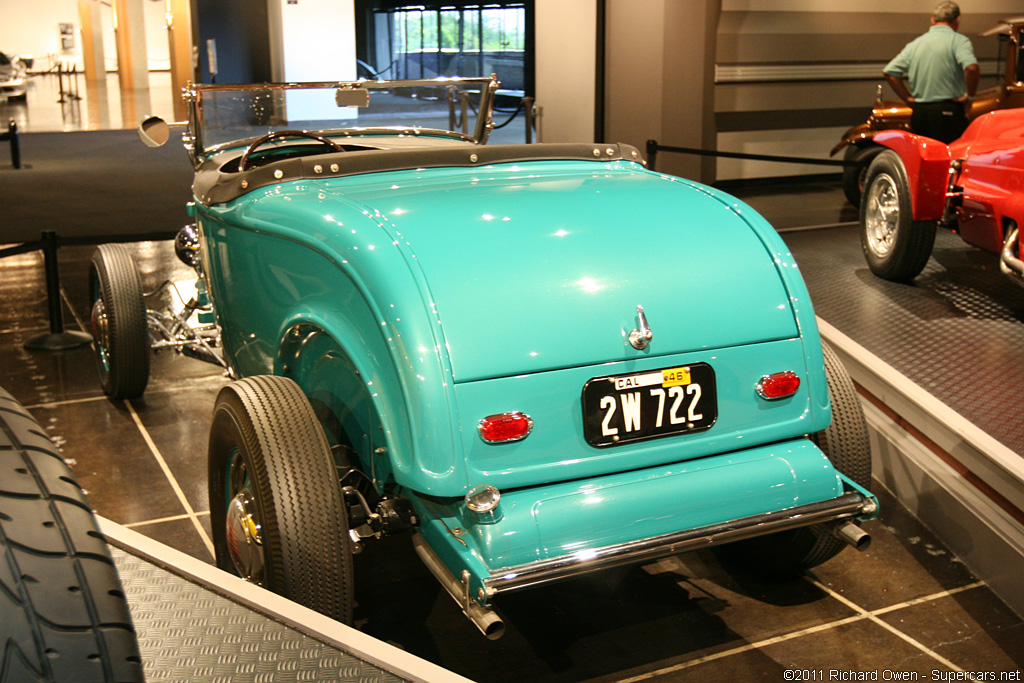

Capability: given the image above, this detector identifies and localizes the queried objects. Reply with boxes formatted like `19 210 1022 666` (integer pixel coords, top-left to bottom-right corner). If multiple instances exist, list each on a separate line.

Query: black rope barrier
646 139 856 173
492 100 526 130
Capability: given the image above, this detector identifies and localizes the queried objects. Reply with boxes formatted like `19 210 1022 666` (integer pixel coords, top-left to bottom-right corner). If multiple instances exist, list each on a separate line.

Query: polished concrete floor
1 73 1022 682
0 70 177 134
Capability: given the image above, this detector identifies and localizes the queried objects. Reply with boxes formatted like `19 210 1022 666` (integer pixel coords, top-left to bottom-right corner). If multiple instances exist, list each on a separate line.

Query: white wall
143 0 171 71
100 0 170 72
267 0 357 122
0 0 80 67
274 0 355 83
535 0 596 143
0 0 169 73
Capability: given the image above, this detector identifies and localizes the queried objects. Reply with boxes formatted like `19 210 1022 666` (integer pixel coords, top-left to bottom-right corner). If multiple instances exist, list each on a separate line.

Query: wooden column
113 0 149 91
165 0 194 120
78 0 105 84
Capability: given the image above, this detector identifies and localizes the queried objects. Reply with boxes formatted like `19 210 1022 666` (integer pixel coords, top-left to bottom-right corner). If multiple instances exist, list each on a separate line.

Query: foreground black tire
89 245 150 399
842 144 881 208
859 150 937 282
208 375 355 624
718 341 871 577
0 386 143 683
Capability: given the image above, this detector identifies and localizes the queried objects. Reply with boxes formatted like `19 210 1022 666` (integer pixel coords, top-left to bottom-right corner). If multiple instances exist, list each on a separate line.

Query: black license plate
582 363 717 447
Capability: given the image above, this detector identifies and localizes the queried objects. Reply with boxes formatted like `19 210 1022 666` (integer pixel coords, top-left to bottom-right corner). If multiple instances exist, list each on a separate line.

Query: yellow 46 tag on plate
661 367 691 387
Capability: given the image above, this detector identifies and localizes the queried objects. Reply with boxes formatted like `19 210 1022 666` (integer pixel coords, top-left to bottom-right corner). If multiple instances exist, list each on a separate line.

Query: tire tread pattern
90 245 150 399
209 375 354 624
0 387 143 683
798 341 873 569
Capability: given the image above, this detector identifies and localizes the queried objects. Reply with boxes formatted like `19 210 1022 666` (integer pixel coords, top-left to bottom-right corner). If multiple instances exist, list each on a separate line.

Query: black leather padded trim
193 142 646 206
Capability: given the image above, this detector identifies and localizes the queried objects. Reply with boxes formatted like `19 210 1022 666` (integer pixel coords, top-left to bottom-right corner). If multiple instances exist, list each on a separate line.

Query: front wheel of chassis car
859 150 937 282
208 375 355 624
717 341 872 578
89 244 150 399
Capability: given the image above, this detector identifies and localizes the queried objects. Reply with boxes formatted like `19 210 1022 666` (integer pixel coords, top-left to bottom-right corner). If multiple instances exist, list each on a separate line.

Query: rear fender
278 322 399 493
831 122 874 156
275 309 461 497
874 131 952 221
202 196 466 497
693 187 830 432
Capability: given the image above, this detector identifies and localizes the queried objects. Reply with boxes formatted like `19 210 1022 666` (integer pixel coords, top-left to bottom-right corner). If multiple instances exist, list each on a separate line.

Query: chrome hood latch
628 305 653 350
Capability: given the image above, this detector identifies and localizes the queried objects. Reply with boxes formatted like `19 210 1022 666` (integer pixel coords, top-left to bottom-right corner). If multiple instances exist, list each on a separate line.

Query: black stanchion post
9 120 20 169
524 97 534 144
57 61 65 103
23 231 93 351
2 119 19 169
646 140 659 172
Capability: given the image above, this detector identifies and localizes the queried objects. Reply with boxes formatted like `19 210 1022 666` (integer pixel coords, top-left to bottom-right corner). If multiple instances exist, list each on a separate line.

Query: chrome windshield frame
182 76 498 168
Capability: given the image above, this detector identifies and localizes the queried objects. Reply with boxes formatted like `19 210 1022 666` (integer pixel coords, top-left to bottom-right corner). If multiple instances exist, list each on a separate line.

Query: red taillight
756 371 801 400
478 412 533 443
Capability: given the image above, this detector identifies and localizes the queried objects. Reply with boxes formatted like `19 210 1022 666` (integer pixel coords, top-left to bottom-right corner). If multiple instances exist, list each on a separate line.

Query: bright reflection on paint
577 277 603 293
482 214 494 221
393 208 406 215
553 229 569 237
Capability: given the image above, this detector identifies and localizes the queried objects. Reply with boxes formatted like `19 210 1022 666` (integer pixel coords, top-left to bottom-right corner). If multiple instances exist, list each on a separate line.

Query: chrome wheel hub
225 488 265 584
864 173 900 258
91 297 110 349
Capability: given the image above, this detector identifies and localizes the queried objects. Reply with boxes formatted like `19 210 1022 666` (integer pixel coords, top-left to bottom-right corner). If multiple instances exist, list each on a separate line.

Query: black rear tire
717 341 872 577
842 144 881 208
0 386 143 683
208 375 355 624
89 245 150 399
859 150 937 282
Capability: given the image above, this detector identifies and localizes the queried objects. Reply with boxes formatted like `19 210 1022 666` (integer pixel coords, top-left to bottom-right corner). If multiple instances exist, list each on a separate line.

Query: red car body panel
948 109 1024 253
874 108 1024 259
873 130 950 222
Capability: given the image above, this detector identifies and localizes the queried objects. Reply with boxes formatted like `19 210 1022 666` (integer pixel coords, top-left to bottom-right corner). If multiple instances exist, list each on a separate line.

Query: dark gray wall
195 0 273 83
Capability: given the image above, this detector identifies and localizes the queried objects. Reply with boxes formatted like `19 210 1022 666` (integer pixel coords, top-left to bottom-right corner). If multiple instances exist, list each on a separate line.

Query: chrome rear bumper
483 490 875 595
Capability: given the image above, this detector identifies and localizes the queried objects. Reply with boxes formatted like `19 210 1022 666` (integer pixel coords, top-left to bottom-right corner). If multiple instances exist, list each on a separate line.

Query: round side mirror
138 116 170 147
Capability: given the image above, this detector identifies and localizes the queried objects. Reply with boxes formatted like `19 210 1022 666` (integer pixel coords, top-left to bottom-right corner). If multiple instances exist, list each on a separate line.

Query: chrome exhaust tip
412 534 506 639
832 521 871 551
999 226 1024 288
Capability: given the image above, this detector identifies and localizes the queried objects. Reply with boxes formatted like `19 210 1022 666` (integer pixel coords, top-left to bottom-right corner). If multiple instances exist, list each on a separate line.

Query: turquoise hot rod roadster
91 76 876 638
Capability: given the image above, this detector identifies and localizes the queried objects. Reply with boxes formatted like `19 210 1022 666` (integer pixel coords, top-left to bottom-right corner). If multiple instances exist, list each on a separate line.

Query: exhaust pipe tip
466 603 505 640
833 521 871 551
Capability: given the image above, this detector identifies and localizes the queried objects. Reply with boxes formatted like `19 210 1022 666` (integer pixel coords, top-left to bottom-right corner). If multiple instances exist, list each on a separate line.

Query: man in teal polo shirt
883 1 979 142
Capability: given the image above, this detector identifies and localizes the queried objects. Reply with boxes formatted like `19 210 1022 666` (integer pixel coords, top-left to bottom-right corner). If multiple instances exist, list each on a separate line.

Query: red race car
860 107 1024 284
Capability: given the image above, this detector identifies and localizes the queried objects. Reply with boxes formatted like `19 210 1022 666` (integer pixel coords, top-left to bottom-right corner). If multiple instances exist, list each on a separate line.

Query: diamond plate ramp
112 548 407 683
